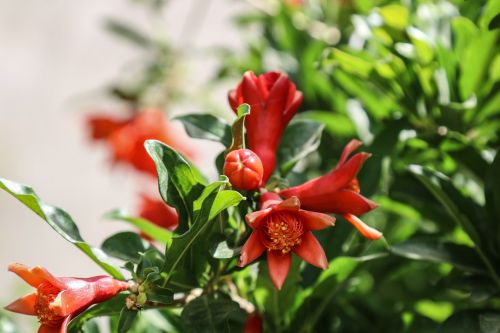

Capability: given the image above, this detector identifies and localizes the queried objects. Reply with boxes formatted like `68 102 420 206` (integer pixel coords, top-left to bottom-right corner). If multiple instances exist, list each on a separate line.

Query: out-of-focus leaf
459 30 498 100
415 300 454 322
301 111 356 137
479 313 500 333
438 310 493 333
292 257 358 333
327 49 373 78
0 178 124 280
118 307 138 333
211 241 238 259
481 0 500 30
102 232 151 263
105 19 151 48
68 294 127 332
181 295 246 333
277 119 324 175
175 114 232 147
379 4 409 30
0 313 20 333
105 209 173 244
390 239 486 273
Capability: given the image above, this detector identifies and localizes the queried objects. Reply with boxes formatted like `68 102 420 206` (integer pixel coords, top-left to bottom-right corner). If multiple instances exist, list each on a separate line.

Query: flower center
35 282 64 327
263 213 304 254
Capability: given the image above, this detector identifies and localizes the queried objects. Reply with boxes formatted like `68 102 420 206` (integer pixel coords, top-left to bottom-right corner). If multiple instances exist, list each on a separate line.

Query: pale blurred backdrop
0 0 246 328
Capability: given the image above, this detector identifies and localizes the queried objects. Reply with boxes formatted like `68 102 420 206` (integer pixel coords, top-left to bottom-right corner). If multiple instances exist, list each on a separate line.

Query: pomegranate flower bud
224 149 264 190
228 71 303 184
279 140 381 240
5 263 128 333
238 192 335 290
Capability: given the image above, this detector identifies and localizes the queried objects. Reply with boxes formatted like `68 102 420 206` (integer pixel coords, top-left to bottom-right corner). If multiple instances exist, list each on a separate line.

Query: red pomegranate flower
138 194 178 237
279 140 381 240
87 109 193 177
228 71 303 184
238 192 334 289
5 263 128 333
223 149 264 190
243 313 263 333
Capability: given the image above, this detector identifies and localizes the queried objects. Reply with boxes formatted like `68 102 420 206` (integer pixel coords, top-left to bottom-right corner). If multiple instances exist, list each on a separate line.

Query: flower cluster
226 71 381 289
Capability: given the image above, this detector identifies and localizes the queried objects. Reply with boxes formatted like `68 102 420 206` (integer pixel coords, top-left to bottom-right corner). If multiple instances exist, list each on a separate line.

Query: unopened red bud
223 149 264 190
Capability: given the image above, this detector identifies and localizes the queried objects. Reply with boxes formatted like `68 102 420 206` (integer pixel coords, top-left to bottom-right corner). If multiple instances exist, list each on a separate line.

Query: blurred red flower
280 140 381 240
238 192 334 289
138 194 178 237
228 71 303 183
243 313 263 333
5 263 128 333
87 108 193 177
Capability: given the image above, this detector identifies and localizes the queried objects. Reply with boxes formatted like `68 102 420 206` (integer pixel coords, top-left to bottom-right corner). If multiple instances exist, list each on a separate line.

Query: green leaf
0 178 124 279
292 257 358 333
327 49 373 78
485 152 500 232
105 19 151 48
277 119 324 175
145 140 206 231
68 294 127 332
175 114 232 147
161 178 244 283
105 209 173 244
146 286 173 305
459 30 498 100
211 241 238 259
379 4 409 30
118 307 138 333
438 310 485 333
390 239 486 273
228 103 251 151
302 111 356 137
181 295 246 333
102 232 151 263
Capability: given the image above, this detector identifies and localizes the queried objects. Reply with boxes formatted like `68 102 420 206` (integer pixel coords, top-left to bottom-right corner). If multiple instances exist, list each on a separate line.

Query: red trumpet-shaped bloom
223 149 264 190
87 109 193 177
228 71 303 183
138 194 178 238
238 192 334 290
279 140 381 240
5 263 128 333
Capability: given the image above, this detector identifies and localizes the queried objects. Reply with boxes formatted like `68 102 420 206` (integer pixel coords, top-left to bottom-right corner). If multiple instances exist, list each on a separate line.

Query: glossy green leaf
68 294 127 332
211 241 238 259
145 140 206 231
390 239 486 273
161 177 244 283
228 103 251 151
277 119 324 175
0 178 124 280
175 114 232 147
102 232 151 263
105 19 151 48
105 209 173 244
327 48 373 78
181 295 246 333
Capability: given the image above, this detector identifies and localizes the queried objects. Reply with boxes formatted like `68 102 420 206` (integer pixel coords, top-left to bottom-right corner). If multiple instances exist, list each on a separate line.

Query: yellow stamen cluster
35 283 64 327
264 213 304 254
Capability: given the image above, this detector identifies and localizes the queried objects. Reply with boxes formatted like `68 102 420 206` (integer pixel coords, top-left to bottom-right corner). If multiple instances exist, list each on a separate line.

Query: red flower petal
4 293 37 315
299 190 378 216
38 324 60 333
343 214 382 240
8 263 65 290
238 231 266 267
243 313 263 333
338 139 363 166
298 210 335 230
246 208 272 229
274 196 300 211
267 251 291 290
293 232 328 269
